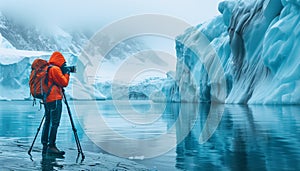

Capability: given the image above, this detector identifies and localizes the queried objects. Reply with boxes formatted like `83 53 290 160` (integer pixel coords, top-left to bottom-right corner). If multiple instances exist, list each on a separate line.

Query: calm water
0 101 300 170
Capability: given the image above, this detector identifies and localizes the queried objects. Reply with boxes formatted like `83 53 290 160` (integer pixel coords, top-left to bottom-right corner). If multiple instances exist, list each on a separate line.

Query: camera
65 66 76 73
61 64 76 74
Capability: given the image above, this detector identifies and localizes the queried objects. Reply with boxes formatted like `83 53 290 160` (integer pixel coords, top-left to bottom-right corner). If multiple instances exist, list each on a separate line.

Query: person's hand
61 63 70 74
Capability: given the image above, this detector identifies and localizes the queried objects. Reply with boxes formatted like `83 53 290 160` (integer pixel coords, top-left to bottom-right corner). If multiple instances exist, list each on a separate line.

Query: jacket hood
49 51 66 67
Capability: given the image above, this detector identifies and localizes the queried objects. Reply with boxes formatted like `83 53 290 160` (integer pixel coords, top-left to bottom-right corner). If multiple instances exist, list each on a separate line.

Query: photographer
41 51 72 156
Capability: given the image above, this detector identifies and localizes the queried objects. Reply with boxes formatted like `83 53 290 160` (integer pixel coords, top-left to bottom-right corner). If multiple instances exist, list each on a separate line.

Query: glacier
169 0 300 104
96 75 174 101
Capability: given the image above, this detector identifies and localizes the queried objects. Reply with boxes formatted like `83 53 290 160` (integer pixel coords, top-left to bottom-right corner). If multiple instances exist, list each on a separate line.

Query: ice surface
1 100 300 170
0 137 149 170
170 0 300 104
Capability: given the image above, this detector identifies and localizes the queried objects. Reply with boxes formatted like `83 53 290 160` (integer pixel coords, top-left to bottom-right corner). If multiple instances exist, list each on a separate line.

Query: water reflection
173 104 300 171
41 155 63 171
1 101 300 170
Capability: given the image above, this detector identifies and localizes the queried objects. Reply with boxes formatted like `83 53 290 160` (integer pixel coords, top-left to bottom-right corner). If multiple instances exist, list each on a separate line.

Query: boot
47 145 65 156
42 144 48 155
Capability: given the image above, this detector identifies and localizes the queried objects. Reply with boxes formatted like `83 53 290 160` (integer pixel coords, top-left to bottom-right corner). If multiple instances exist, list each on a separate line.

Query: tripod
62 88 85 162
28 89 85 162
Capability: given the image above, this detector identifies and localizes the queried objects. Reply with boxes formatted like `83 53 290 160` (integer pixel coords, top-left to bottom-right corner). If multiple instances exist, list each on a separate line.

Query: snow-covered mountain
0 12 171 101
0 11 88 53
169 0 300 104
0 12 104 100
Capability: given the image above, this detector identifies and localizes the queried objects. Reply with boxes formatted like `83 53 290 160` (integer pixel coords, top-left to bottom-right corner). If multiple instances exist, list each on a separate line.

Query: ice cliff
170 0 300 104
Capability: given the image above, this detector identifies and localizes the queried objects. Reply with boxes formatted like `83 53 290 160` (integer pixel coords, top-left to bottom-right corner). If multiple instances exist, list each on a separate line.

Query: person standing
41 51 70 156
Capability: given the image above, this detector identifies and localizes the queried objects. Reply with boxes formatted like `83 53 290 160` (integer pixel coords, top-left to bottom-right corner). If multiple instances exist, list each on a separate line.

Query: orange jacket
46 51 70 102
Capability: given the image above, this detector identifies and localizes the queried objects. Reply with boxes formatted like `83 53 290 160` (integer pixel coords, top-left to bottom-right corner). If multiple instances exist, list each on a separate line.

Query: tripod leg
73 128 85 161
72 127 85 162
62 89 85 161
66 103 85 161
28 115 45 155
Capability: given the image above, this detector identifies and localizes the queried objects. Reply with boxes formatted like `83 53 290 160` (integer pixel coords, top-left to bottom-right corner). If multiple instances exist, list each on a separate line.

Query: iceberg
171 0 300 104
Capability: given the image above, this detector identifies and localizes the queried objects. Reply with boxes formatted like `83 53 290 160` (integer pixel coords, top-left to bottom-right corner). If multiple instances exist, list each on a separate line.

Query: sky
0 0 223 29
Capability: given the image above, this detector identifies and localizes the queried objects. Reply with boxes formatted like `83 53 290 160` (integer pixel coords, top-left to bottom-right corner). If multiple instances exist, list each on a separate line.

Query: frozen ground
0 137 149 171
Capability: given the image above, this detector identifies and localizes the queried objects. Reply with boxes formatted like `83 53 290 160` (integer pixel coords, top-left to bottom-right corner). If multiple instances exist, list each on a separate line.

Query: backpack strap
30 69 38 106
43 65 55 103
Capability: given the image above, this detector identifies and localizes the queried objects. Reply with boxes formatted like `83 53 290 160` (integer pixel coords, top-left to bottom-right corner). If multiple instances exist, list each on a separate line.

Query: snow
0 33 15 49
0 11 88 54
0 12 6 29
0 48 50 65
169 0 300 104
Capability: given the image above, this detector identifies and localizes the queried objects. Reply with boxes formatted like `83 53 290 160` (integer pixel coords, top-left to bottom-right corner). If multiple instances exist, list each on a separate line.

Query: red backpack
29 59 53 102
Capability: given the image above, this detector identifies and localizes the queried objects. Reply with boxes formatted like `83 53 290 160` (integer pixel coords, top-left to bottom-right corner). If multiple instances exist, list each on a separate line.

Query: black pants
41 100 62 147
